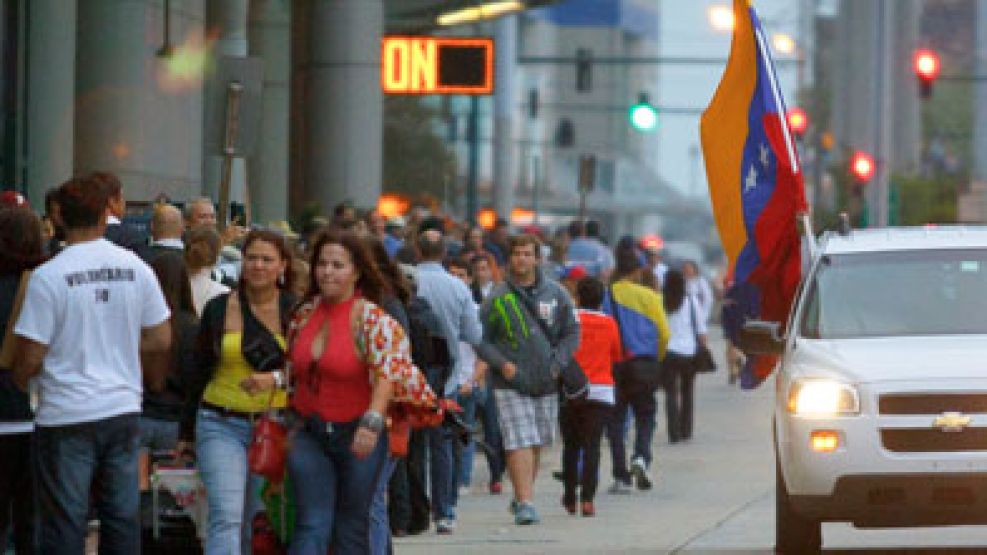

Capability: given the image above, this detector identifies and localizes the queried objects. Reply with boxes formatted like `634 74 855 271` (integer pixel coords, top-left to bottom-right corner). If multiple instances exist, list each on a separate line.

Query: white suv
742 226 987 553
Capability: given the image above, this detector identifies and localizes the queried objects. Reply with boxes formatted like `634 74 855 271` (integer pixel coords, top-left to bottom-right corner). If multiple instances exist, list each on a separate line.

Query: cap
0 191 26 208
386 215 406 227
562 264 588 281
267 220 299 239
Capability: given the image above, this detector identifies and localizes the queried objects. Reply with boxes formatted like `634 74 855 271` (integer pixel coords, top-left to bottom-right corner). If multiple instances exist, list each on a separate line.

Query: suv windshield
800 249 987 338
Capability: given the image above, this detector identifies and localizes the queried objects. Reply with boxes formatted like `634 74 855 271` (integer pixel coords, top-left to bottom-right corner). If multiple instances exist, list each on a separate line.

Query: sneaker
580 501 595 517
514 502 540 525
436 518 456 534
459 485 471 497
508 499 520 515
631 456 653 490
489 481 503 494
607 479 633 494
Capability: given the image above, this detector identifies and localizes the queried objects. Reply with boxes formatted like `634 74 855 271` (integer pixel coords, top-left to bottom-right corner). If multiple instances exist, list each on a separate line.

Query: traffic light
628 92 658 132
850 150 875 183
786 107 808 139
913 48 940 99
576 48 592 92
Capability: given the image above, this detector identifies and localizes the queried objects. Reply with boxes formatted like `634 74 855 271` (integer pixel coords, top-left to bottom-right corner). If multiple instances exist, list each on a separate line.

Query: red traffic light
786 107 809 137
913 49 941 81
850 151 875 182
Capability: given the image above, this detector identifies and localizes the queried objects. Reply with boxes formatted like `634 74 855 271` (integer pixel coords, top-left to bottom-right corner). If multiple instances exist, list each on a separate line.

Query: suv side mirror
737 320 785 355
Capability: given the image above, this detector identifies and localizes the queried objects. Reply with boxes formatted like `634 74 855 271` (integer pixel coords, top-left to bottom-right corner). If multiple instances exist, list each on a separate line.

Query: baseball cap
0 191 26 208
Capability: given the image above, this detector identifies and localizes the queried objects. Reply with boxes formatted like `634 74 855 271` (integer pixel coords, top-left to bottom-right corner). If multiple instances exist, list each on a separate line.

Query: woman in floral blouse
285 230 436 554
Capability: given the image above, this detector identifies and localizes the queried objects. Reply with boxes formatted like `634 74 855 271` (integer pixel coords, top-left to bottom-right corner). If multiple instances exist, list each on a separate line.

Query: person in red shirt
286 231 436 553
561 277 622 517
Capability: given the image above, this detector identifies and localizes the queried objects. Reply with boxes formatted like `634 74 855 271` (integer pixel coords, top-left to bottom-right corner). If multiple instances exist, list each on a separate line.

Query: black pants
387 458 412 532
606 388 657 482
404 430 432 532
0 432 37 554
561 401 611 504
663 353 697 442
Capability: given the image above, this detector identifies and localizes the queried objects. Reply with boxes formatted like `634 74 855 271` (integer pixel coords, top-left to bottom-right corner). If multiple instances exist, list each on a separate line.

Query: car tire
775 457 821 554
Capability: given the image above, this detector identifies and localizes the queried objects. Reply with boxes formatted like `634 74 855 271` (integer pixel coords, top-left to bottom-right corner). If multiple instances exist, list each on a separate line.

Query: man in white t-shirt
12 173 171 554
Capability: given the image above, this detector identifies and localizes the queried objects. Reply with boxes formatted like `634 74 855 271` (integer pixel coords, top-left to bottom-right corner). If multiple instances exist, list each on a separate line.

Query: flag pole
799 211 817 258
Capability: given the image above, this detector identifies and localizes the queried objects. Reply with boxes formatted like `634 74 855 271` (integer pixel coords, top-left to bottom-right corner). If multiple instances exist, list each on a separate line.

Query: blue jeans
288 418 387 554
454 390 477 489
195 408 264 555
606 388 657 482
370 457 398 555
474 383 505 484
35 413 140 555
138 416 179 454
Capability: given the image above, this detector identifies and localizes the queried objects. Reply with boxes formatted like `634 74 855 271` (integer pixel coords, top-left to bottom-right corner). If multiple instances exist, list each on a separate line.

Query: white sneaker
436 517 456 534
608 479 633 494
459 485 471 497
630 456 653 490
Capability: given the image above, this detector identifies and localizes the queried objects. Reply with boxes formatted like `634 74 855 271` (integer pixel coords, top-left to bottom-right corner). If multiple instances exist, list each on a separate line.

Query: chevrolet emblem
933 412 972 433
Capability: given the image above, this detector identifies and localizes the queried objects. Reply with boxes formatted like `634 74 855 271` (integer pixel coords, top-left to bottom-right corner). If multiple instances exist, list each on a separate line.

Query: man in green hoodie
476 234 580 526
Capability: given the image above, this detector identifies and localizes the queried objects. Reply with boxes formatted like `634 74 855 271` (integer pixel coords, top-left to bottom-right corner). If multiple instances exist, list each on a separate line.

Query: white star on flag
759 143 770 168
745 164 758 192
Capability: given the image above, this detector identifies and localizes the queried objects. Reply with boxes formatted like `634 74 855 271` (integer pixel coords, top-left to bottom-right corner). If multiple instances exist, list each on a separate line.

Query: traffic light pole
466 94 479 225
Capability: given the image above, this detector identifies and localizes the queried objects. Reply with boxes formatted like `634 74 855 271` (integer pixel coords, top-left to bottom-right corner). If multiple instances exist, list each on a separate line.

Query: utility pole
870 0 892 227
466 95 479 225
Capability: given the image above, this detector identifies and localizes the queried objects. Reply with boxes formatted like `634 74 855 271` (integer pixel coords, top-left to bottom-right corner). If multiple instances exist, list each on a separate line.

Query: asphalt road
395 328 987 554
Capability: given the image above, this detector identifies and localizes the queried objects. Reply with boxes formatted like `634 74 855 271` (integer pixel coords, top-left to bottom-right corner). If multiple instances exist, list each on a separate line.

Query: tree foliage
382 97 458 203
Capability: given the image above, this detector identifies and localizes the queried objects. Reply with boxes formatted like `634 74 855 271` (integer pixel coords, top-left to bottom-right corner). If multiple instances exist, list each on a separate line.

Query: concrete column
248 0 289 224
203 0 248 209
974 2 987 182
75 0 205 202
26 0 76 203
302 0 383 211
492 15 518 222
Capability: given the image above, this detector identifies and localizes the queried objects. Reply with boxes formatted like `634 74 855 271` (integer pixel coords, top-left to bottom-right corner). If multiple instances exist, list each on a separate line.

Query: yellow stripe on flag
700 0 757 268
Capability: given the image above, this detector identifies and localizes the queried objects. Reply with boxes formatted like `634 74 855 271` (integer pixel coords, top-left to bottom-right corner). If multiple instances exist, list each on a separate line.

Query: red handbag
248 414 288 483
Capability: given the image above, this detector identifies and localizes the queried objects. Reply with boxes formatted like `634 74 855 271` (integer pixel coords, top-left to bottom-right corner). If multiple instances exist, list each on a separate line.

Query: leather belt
201 401 270 422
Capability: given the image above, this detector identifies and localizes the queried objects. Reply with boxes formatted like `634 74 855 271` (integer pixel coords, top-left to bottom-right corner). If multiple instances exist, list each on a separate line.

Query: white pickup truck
741 226 987 553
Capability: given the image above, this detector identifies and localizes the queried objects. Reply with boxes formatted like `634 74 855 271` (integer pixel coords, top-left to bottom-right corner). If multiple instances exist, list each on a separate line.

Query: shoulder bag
609 286 663 395
688 295 718 373
243 291 291 484
505 282 588 400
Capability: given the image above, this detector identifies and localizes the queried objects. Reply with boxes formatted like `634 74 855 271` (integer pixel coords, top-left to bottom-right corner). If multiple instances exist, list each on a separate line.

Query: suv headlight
787 379 860 416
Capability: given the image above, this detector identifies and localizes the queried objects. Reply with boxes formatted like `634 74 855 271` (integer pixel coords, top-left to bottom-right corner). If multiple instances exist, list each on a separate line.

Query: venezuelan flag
700 0 808 388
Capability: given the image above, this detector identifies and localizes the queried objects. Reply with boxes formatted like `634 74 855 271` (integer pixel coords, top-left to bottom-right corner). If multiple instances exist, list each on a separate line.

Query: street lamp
707 5 735 32
772 33 796 56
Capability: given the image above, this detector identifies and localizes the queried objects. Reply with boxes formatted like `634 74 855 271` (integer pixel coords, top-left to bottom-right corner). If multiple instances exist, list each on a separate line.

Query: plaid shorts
493 388 558 451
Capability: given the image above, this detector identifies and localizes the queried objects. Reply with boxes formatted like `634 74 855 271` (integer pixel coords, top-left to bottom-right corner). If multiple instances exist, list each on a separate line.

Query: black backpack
406 296 452 391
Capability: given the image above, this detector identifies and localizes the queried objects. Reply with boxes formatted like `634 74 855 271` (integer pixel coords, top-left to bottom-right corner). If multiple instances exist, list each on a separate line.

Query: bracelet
359 410 385 433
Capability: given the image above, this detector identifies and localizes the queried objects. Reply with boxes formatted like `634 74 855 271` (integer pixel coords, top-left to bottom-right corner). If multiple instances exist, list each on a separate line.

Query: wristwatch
271 370 285 389
359 410 385 433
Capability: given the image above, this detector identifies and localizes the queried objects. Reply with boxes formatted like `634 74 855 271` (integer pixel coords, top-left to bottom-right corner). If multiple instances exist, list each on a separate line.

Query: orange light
787 107 808 136
477 208 497 230
381 36 494 95
850 151 875 182
913 49 941 82
810 430 840 453
376 194 410 219
510 207 534 225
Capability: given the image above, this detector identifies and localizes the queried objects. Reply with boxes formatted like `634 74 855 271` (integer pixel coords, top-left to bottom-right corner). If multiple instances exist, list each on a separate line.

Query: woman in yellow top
179 229 297 555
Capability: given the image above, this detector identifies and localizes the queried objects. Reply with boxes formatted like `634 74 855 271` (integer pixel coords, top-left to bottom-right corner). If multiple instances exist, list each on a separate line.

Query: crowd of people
0 174 719 555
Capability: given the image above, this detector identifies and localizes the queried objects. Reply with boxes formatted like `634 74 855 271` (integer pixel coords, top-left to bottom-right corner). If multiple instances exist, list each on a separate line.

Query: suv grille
879 394 987 415
882 429 987 453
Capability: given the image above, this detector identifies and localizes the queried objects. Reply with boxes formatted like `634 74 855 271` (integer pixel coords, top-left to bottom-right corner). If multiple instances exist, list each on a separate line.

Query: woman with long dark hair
180 229 297 554
285 230 435 553
141 252 199 456
661 268 707 442
0 206 44 554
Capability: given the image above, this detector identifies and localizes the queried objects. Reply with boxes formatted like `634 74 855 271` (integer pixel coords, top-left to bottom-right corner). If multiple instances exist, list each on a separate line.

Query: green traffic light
629 102 658 132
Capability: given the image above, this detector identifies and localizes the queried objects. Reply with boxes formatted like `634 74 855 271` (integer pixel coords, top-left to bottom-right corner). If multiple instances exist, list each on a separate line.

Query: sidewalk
395 329 778 554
